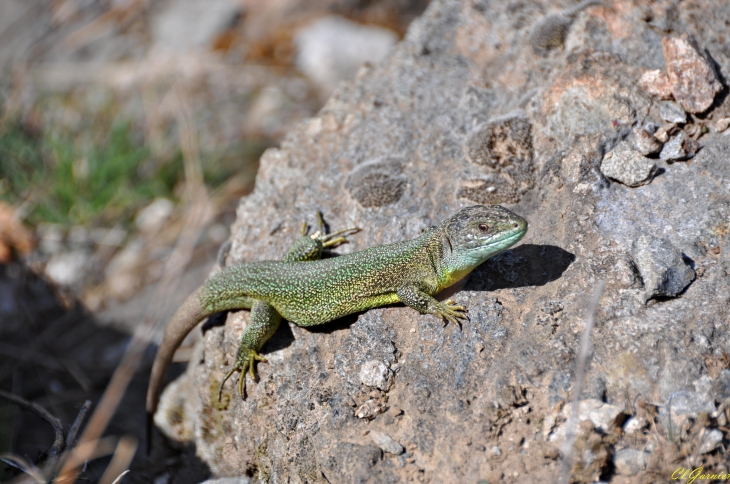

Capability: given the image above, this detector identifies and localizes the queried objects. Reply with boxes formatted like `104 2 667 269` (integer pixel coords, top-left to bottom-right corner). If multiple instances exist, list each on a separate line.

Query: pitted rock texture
460 114 535 204
155 0 730 481
344 157 409 208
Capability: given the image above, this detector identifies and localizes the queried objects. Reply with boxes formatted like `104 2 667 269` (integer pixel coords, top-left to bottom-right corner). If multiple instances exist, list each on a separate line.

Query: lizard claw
218 348 268 401
433 299 467 329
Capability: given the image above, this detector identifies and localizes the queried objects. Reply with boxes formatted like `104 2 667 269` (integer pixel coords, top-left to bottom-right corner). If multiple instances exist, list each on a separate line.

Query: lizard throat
438 229 526 288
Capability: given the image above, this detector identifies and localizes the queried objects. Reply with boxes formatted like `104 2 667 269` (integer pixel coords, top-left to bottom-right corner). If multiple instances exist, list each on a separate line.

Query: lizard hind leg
217 347 268 400
219 300 281 400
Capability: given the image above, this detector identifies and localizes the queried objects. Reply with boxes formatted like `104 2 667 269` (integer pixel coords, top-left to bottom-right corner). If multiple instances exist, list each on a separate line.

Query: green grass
0 121 268 227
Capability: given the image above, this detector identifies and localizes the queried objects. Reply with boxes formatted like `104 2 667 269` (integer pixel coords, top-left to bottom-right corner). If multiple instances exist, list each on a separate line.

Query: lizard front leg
397 284 467 327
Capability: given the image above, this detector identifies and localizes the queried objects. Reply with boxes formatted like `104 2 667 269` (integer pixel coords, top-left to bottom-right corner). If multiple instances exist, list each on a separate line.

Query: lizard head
439 205 528 283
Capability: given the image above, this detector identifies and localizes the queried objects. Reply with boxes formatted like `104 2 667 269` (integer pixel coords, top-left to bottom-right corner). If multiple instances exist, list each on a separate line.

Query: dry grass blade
0 389 65 465
65 401 92 450
54 81 213 484
559 280 605 484
55 436 119 479
0 453 45 484
109 470 130 484
97 436 137 484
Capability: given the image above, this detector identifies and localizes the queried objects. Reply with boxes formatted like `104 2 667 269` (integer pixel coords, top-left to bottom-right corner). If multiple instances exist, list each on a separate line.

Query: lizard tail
146 288 209 450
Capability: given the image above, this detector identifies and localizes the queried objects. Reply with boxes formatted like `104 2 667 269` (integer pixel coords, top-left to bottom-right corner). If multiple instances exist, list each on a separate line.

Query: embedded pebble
632 234 695 300
547 399 624 442
45 250 90 286
653 123 674 143
359 360 392 390
633 127 662 156
715 118 730 133
639 69 672 99
601 150 656 187
613 449 649 475
370 431 404 454
663 34 722 113
660 134 686 161
698 429 724 454
490 446 502 456
622 417 646 434
659 131 697 161
355 399 386 419
658 101 687 124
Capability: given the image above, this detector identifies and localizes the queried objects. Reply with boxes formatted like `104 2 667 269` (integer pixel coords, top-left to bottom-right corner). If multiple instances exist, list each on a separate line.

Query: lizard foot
432 299 467 328
218 348 268 401
305 211 360 248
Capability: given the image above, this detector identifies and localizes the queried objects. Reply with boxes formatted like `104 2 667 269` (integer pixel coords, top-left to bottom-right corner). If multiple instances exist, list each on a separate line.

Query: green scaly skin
146 205 527 425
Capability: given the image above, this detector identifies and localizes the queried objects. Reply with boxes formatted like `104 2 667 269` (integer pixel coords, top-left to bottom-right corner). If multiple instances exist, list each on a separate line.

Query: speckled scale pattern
200 233 441 326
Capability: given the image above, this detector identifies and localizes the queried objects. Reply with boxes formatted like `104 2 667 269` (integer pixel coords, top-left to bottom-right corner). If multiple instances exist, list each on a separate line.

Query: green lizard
146 204 527 422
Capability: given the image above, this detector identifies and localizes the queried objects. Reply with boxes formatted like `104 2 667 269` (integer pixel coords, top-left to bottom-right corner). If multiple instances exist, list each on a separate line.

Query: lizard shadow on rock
465 244 575 292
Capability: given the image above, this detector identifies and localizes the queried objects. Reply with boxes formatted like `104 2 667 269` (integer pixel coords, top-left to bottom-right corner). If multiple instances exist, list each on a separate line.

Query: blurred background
0 0 428 482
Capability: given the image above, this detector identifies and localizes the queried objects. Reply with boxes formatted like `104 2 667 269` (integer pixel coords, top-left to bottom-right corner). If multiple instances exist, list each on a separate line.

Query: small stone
359 360 392 390
136 198 174 234
663 34 722 113
661 390 717 421
659 131 697 161
150 0 241 52
490 446 502 456
654 123 675 143
698 429 724 454
715 118 730 132
633 127 662 156
199 478 252 484
573 399 624 433
613 449 649 475
295 16 398 97
601 149 656 187
355 399 386 419
658 101 687 124
623 417 647 434
639 69 673 99
45 250 90 286
370 431 404 454
660 134 686 161
548 399 625 443
632 234 695 300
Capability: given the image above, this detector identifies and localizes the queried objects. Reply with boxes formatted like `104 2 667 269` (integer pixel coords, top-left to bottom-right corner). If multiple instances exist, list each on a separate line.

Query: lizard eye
478 224 489 232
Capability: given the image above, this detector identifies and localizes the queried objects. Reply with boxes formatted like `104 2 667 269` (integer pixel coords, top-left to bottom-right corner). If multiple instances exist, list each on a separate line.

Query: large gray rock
155 0 730 481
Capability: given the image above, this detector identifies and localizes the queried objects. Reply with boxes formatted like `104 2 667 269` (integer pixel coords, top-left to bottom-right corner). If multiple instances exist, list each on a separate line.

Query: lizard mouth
468 224 527 260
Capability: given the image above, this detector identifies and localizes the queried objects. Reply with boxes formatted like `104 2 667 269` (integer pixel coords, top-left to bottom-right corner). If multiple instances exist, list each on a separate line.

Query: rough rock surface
662 34 723 114
600 148 656 187
632 233 696 300
155 0 730 481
